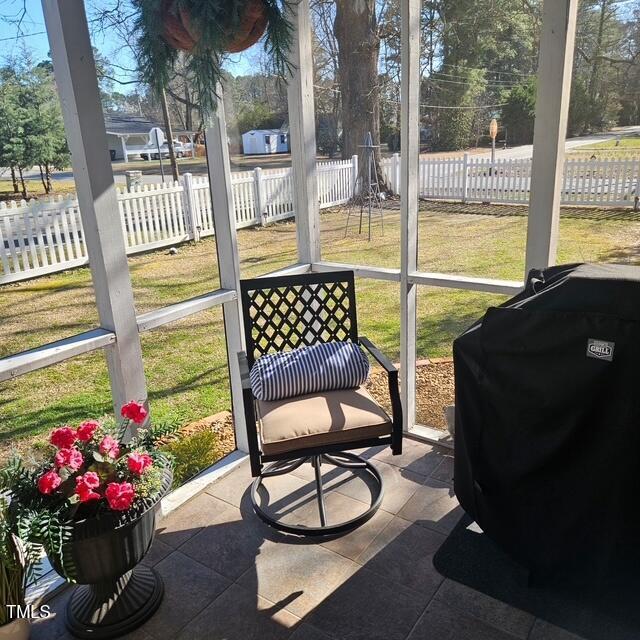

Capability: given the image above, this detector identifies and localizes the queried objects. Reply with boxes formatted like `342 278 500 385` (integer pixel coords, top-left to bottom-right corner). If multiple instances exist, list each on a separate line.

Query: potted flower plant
132 0 294 113
0 498 36 640
0 402 174 640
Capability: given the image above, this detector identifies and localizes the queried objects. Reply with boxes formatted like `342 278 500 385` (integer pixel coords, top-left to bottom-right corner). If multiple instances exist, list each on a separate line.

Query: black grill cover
453 263 640 581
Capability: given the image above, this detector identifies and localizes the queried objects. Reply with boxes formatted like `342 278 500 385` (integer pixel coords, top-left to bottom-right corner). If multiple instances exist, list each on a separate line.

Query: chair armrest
237 351 263 476
359 336 397 374
238 350 253 391
358 337 402 455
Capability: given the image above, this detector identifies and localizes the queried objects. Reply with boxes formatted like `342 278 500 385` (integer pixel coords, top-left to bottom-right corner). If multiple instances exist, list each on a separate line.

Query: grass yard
0 179 77 202
586 133 640 150
568 133 640 160
3 200 640 456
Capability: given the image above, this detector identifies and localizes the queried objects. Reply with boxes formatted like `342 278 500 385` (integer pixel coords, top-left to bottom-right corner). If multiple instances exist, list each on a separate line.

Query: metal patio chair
237 270 402 536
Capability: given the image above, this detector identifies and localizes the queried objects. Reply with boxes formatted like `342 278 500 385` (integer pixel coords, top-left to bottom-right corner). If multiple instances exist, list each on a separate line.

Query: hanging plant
133 0 295 114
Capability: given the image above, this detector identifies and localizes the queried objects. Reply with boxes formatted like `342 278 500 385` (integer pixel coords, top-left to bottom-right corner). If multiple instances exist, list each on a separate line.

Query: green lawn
0 179 77 202
568 133 640 159
2 201 640 454
586 134 640 150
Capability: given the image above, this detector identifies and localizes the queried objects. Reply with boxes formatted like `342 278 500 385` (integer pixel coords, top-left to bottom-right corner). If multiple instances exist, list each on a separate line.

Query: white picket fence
1 153 639 284
0 159 357 285
381 154 640 207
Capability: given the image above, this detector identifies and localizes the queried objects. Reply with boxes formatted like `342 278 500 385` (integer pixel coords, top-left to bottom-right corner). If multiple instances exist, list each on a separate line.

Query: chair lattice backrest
240 271 358 366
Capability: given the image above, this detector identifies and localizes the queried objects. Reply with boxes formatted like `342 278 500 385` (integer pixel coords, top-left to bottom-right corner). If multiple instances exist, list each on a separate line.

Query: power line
429 71 522 84
419 102 508 110
440 62 534 78
0 30 47 43
425 77 518 90
316 85 508 110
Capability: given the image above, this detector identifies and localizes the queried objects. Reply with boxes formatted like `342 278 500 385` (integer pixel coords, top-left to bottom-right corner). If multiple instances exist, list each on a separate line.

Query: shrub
163 429 221 487
501 78 537 146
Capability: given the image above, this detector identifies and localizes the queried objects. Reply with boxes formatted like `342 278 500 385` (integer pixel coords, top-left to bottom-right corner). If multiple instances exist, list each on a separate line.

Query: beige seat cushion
256 386 392 456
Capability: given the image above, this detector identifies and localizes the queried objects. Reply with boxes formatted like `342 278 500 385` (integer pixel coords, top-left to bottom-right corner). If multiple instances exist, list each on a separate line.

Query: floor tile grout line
167 487 386 574
171 573 304 640
144 573 237 640
204 486 249 511
349 510 400 565
348 546 445 605
524 616 538 640
525 617 541 640
162 444 457 637
402 587 439 640
428 456 448 480
433 583 534 640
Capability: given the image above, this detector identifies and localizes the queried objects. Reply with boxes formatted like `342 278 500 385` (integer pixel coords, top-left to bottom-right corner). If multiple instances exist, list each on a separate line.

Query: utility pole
160 88 180 182
489 118 498 176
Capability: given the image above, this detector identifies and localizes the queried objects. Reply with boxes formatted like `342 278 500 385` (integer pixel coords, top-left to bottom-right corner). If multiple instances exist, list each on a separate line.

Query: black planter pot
49 468 173 640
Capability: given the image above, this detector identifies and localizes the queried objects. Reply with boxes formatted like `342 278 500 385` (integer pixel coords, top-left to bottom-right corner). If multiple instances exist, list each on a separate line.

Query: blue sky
0 0 256 90
0 0 51 62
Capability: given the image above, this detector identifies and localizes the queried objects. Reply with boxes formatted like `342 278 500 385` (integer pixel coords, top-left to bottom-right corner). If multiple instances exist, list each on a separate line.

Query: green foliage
432 68 487 151
125 417 182 449
132 0 294 115
0 457 72 577
162 429 221 486
0 468 52 624
0 500 26 626
0 62 69 198
316 114 340 157
570 0 636 134
501 78 537 145
133 464 164 500
236 102 283 135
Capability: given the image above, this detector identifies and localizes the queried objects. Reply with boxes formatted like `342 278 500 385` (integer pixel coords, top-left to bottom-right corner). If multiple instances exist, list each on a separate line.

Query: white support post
204 87 248 452
393 153 401 195
525 0 579 275
462 153 469 203
253 167 266 226
400 0 421 433
120 136 129 163
42 0 147 416
286 0 321 264
182 173 200 242
351 155 359 197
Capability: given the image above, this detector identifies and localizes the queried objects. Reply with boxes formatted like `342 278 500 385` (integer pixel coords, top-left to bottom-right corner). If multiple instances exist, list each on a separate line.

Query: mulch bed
367 358 454 431
178 410 237 458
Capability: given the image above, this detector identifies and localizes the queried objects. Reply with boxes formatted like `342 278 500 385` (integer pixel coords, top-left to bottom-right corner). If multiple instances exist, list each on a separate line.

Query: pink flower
120 401 148 425
50 426 77 449
37 470 62 495
77 420 100 442
54 447 84 471
75 472 101 503
99 436 121 460
105 482 135 511
127 452 153 476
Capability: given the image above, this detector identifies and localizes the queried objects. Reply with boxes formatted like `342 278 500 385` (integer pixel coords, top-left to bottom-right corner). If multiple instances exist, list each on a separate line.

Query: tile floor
32 439 587 640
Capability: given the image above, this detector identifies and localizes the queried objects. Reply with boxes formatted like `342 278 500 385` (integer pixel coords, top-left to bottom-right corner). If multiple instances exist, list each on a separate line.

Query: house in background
241 127 289 155
105 114 196 162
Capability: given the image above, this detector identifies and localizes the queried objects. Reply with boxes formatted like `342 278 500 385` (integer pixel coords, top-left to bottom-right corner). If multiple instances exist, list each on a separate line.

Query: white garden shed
241 128 289 155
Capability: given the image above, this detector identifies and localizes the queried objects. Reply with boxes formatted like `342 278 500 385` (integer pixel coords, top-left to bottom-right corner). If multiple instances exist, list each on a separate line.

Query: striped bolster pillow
250 341 370 402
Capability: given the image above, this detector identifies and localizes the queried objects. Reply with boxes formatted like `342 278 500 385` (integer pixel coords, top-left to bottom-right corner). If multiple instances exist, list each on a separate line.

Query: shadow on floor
434 514 640 640
30 441 602 640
